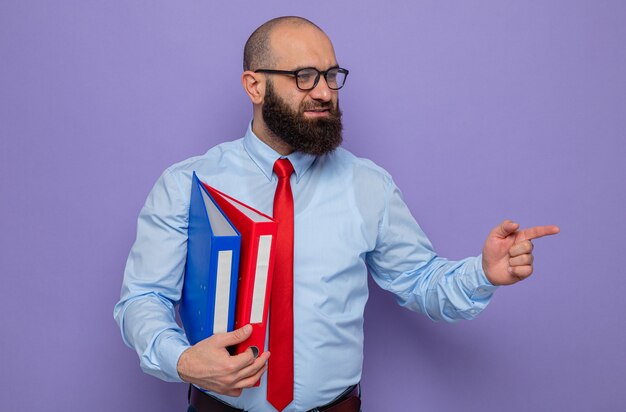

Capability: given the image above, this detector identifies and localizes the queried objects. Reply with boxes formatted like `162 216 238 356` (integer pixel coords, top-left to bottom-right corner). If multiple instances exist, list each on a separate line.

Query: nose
308 75 332 102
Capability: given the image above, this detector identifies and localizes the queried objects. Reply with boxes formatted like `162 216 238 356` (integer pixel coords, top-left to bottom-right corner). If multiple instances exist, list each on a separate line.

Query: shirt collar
243 121 316 183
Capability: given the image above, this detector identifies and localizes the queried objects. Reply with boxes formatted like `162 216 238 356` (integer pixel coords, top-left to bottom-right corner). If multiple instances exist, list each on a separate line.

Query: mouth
303 108 331 118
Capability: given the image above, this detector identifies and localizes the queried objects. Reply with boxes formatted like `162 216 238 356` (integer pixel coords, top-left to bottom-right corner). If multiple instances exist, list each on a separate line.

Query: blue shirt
114 123 498 411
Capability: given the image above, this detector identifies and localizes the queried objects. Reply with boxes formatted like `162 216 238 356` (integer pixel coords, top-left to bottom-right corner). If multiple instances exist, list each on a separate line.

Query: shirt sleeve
366 177 498 322
113 169 191 382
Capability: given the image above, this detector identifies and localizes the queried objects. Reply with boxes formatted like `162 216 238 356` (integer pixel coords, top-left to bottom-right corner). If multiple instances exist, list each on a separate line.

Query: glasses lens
326 68 347 90
296 69 319 90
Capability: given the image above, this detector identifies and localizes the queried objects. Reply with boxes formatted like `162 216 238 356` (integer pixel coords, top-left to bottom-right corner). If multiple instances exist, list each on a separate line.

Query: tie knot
273 158 294 179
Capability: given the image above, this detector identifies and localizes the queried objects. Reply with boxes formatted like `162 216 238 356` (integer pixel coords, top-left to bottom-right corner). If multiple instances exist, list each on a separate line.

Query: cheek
275 79 306 108
290 95 308 112
280 94 303 113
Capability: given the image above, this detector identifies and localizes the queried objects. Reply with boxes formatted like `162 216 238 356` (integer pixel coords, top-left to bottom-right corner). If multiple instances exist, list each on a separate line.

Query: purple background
1 1 625 411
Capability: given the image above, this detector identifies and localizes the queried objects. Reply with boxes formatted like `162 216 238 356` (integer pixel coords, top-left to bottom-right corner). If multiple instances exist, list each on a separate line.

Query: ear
241 71 265 105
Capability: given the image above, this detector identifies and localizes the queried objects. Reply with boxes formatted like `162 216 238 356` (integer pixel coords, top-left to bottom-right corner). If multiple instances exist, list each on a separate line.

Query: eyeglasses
254 67 349 91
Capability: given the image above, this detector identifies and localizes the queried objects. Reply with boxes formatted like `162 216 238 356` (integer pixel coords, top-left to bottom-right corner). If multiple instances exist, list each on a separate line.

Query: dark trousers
188 405 362 412
187 384 361 412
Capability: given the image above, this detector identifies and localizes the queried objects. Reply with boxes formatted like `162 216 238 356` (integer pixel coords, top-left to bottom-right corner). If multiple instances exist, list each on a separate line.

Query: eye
297 69 317 84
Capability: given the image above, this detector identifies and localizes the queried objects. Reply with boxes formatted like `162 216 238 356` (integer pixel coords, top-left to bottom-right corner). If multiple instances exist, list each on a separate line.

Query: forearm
377 254 497 322
114 293 190 381
367 176 499 322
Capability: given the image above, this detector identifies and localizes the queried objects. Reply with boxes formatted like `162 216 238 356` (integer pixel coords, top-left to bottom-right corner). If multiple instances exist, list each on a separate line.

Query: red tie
267 158 295 411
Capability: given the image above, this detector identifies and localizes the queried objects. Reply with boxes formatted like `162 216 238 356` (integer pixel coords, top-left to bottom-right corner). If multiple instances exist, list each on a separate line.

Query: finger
213 324 253 348
235 364 268 389
225 350 257 374
508 265 533 279
226 346 268 375
519 225 560 241
234 351 270 382
494 220 520 239
509 240 533 257
509 254 533 266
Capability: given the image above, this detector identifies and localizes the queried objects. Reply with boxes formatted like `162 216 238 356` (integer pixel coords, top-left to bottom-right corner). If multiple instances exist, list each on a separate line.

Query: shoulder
321 147 393 186
164 139 244 177
145 138 244 206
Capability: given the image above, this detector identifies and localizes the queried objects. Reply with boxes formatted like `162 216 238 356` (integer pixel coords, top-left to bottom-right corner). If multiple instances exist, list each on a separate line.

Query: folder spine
203 185 278 361
180 173 241 345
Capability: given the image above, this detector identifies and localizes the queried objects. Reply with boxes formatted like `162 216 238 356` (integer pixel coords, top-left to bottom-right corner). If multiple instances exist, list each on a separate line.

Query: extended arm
366 181 497 322
366 180 558 322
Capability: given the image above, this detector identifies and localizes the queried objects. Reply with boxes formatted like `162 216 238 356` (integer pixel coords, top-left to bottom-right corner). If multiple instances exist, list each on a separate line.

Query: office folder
180 172 241 345
204 184 277 360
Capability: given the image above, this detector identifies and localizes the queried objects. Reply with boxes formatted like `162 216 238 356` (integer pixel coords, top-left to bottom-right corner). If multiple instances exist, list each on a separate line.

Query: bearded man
114 16 559 412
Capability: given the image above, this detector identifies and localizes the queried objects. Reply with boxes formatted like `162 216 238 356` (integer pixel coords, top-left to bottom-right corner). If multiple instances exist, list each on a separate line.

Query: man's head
241 17 345 156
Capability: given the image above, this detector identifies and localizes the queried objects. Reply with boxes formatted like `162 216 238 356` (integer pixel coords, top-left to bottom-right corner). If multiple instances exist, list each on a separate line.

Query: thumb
493 219 520 239
213 324 253 348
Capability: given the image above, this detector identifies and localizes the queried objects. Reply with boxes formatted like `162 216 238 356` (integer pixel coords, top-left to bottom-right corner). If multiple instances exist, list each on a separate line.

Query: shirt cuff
154 332 191 382
465 255 498 301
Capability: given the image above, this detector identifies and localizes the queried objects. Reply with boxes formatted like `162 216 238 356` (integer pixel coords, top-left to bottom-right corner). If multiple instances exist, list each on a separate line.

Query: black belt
189 384 361 412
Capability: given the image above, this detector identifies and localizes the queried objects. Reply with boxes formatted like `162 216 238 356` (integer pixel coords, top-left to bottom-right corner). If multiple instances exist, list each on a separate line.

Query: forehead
269 24 338 70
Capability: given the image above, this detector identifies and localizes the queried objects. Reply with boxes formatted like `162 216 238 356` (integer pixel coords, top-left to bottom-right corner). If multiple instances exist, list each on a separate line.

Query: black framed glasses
254 67 349 91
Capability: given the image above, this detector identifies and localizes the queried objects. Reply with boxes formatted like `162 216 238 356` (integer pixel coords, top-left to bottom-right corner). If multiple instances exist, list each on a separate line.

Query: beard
262 81 343 156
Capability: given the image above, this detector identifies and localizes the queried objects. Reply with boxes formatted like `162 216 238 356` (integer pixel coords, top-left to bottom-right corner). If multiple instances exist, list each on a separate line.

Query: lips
303 108 330 117
303 104 332 115
305 108 329 113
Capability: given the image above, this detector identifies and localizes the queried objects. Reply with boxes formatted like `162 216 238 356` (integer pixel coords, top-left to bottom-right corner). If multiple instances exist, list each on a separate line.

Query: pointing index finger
519 225 560 241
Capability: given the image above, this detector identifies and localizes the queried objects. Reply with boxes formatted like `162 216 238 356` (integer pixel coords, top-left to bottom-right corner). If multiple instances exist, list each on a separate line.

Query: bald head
243 16 326 71
241 16 342 156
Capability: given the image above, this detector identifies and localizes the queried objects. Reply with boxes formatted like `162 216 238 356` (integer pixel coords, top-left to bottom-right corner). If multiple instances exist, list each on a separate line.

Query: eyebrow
290 64 340 72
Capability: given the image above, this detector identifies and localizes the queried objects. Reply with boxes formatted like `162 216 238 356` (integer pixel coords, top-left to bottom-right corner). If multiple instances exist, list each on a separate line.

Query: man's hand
176 324 270 397
482 220 560 286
